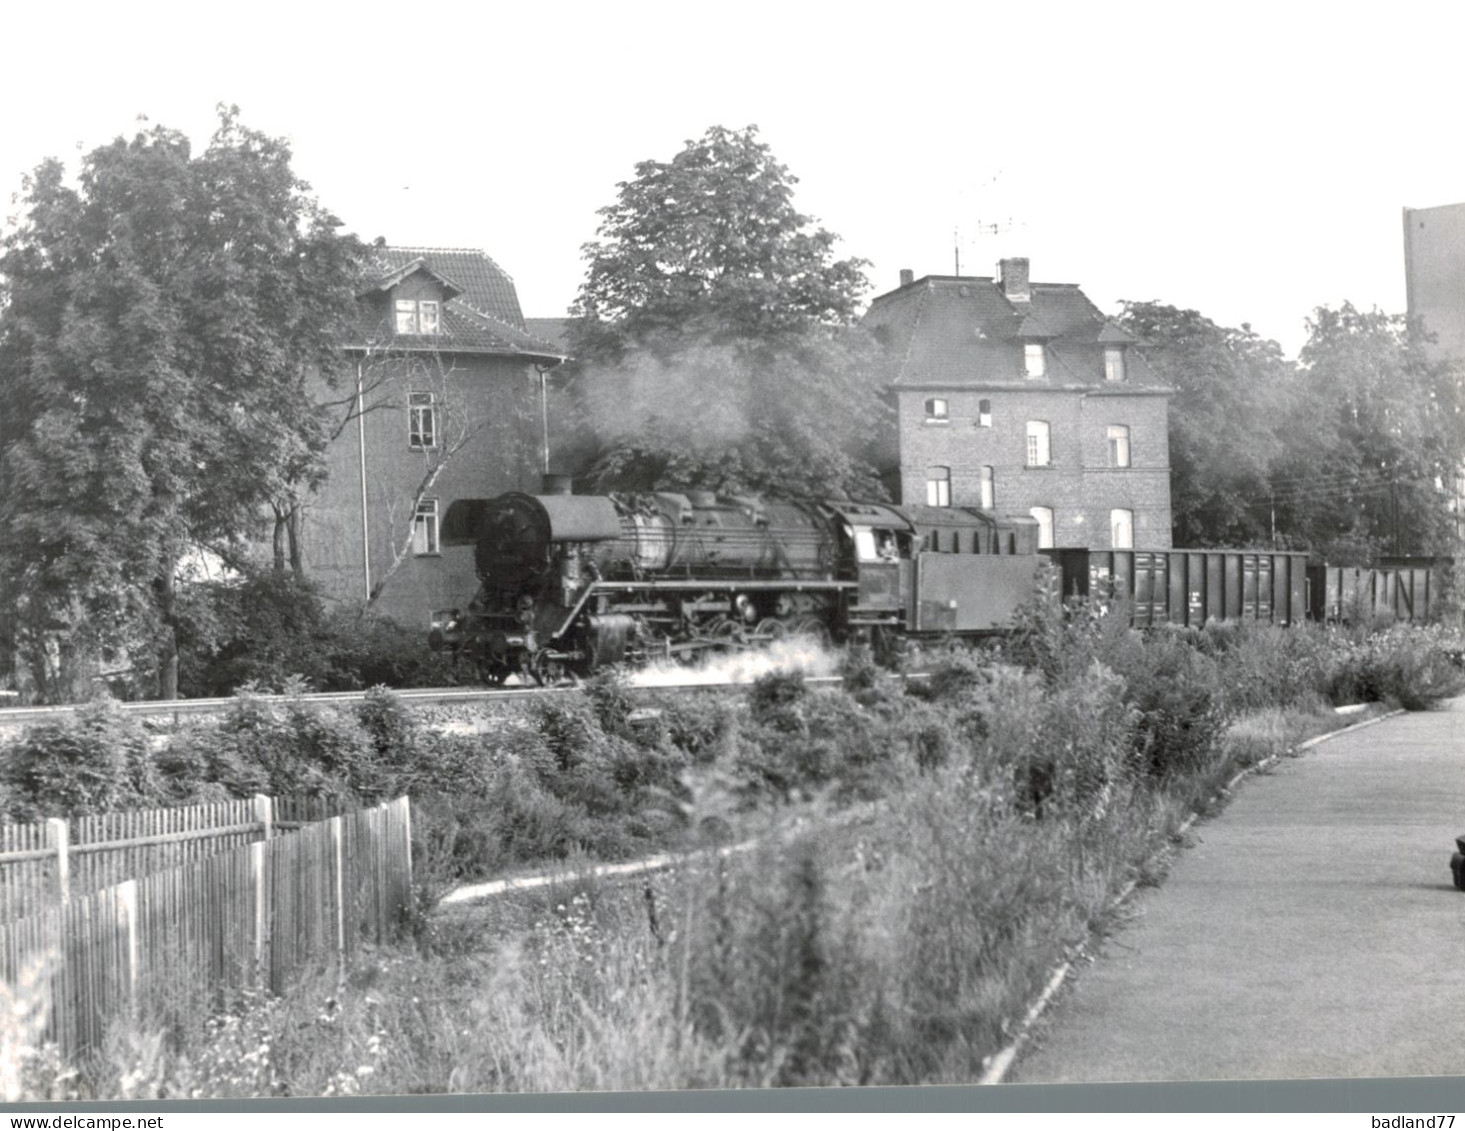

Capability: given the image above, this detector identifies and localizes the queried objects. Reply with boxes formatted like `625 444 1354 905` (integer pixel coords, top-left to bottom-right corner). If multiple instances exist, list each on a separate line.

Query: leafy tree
1272 303 1465 563
1116 301 1292 547
0 106 363 701
565 125 887 499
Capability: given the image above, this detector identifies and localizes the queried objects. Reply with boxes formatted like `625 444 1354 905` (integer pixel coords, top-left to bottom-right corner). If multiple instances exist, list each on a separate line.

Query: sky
3 1 1462 359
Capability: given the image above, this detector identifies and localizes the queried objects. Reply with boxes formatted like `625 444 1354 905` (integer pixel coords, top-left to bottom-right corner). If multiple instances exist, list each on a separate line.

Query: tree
1116 301 1293 548
1272 303 1465 563
565 125 887 499
0 106 363 701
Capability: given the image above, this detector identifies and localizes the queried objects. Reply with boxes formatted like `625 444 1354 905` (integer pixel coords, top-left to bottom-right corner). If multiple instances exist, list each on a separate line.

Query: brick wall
897 387 1173 548
307 351 544 624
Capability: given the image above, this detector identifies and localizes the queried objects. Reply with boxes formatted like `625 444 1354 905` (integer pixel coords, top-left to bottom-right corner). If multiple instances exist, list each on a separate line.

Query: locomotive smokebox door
1452 836 1465 891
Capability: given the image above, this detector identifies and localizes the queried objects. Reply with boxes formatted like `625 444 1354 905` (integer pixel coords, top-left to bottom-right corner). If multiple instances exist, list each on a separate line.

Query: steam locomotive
428 476 1448 685
427 476 1044 684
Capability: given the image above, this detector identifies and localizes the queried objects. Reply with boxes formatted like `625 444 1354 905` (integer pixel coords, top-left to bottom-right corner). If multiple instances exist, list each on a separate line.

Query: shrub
175 570 457 697
1325 624 1465 710
1 701 160 820
354 686 421 763
748 669 808 726
657 696 738 766
1118 635 1228 783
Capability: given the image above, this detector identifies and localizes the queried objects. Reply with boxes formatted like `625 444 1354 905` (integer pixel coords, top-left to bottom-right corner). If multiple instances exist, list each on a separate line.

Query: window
413 498 440 555
978 399 992 427
926 465 951 508
1030 506 1054 549
924 397 949 422
1025 420 1051 467
980 465 995 510
1110 508 1134 549
395 299 441 335
1024 342 1046 378
1104 346 1126 382
409 392 438 449
1107 424 1131 468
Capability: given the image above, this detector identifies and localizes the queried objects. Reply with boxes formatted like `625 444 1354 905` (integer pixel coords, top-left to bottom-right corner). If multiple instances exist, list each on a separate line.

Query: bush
747 669 809 729
1116 634 1228 783
161 687 386 805
354 686 421 768
1 701 160 820
175 570 457 697
1324 624 1465 710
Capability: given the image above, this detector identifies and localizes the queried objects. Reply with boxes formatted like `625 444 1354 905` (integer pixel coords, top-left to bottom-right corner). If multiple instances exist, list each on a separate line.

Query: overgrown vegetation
3 608 1462 1098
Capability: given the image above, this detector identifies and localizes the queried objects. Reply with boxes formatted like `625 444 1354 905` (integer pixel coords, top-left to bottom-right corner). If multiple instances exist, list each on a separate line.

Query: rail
0 675 849 730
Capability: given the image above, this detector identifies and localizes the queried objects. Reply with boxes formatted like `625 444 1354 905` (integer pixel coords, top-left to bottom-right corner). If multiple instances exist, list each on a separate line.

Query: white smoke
626 637 840 687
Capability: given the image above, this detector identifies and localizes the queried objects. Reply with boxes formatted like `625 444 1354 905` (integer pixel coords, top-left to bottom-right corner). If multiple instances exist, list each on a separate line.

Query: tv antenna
955 171 1024 274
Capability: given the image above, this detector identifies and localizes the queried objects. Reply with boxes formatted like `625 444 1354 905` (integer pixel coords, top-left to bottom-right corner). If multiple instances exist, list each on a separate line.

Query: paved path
1010 699 1465 1084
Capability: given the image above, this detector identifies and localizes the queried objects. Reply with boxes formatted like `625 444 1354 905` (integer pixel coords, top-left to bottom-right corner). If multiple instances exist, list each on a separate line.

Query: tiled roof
370 246 524 324
358 256 464 301
864 273 1165 391
348 247 568 362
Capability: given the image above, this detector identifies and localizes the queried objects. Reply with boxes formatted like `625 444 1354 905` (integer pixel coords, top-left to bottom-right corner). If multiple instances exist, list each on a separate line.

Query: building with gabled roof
864 258 1174 550
305 246 569 625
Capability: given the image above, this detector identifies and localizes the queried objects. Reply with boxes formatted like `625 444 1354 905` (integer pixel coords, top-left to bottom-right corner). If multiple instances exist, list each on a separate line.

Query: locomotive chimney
899 268 914 287
998 257 1031 303
541 473 573 495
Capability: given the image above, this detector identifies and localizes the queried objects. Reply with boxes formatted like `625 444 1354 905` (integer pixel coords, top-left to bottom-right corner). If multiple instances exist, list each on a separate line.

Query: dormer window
924 397 949 422
396 299 440 335
1024 342 1046 379
1104 346 1126 382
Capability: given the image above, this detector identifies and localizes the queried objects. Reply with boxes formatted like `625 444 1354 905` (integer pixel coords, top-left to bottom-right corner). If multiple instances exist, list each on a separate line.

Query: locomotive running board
552 578 856 641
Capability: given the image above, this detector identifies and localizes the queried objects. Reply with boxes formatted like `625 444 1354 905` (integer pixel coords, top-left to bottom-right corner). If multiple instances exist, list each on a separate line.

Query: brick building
863 258 1174 550
1403 203 1465 547
305 247 568 626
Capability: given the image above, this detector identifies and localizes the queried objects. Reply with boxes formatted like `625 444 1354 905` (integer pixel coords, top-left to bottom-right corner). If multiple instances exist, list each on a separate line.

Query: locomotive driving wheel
755 617 787 642
790 617 832 646
529 651 565 687
709 617 745 648
476 660 512 688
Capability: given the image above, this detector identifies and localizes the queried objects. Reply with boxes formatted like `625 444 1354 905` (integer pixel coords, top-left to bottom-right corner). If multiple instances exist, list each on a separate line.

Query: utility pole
1392 474 1400 556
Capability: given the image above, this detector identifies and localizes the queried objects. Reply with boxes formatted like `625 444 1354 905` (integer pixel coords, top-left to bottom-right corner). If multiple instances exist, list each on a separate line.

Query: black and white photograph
1 1 1464 1117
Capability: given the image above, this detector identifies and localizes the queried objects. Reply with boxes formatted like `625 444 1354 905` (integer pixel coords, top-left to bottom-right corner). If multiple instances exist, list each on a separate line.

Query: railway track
0 674 849 733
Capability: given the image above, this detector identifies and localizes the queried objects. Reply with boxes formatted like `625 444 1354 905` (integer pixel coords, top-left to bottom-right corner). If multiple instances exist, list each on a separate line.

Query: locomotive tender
429 476 1042 684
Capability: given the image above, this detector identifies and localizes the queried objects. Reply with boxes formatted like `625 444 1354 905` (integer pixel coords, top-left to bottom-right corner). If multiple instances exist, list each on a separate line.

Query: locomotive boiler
428 476 1041 684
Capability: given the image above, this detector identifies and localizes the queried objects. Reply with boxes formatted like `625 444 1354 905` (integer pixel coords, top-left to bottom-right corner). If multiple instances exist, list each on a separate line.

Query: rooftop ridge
381 245 518 284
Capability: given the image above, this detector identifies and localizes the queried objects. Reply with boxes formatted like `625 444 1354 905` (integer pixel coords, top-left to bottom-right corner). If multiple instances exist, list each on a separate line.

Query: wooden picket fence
0 798 286 923
0 796 413 1061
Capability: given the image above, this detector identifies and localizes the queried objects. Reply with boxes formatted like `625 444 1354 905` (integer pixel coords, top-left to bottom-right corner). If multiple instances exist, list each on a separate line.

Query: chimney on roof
899 268 914 287
998 257 1031 303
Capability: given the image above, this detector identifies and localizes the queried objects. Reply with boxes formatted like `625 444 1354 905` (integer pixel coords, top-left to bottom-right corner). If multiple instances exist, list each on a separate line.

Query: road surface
1011 698 1465 1084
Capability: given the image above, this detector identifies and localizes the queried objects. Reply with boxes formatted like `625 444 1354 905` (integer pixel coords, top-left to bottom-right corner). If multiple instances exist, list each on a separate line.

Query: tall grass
6 615 1461 1098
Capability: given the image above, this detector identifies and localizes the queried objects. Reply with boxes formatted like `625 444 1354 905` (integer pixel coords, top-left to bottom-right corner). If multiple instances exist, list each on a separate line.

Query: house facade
306 247 567 626
1403 203 1465 548
863 258 1174 550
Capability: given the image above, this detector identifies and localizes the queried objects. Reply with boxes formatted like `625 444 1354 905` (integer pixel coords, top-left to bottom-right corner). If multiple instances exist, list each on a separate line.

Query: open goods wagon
1043 548 1311 627
1307 561 1446 623
1045 549 1448 627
